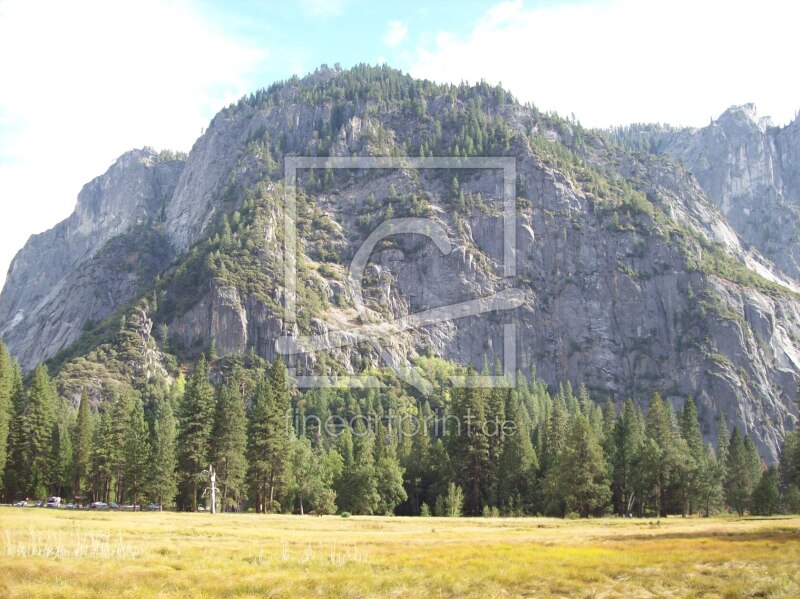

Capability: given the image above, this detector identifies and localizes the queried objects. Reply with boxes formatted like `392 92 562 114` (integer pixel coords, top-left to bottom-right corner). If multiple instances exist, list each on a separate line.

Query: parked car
146 503 161 511
108 502 120 510
65 503 76 509
46 496 62 508
35 500 45 507
14 500 27 507
90 501 108 510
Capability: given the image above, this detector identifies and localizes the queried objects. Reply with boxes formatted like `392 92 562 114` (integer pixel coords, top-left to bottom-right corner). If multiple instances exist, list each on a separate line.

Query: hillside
1 64 799 459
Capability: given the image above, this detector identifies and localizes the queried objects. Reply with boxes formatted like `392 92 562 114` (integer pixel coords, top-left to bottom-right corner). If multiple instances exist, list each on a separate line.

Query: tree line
1 341 799 517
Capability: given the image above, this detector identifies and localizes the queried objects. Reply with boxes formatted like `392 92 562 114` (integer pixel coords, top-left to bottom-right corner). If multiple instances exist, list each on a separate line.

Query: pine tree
47 397 73 499
751 465 781 516
26 366 57 499
497 393 538 513
124 398 150 508
374 443 407 515
725 428 758 515
677 398 706 516
611 399 643 516
211 381 247 511
0 342 12 498
341 422 380 514
107 391 133 503
247 365 291 513
72 391 93 504
267 358 292 511
177 355 215 511
642 393 676 517
149 396 177 510
448 381 490 515
545 413 610 518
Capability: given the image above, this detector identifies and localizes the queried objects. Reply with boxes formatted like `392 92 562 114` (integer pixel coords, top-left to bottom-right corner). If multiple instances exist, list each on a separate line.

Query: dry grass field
1 508 799 598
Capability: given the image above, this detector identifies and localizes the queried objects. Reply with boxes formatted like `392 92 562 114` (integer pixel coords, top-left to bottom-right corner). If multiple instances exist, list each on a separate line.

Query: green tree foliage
639 393 677 517
725 428 761 516
448 382 490 515
212 380 248 510
750 465 781 516
25 366 57 498
544 414 610 518
177 355 215 511
72 392 93 503
611 399 643 516
124 398 151 508
497 392 538 513
374 443 407 515
0 342 12 496
149 395 178 509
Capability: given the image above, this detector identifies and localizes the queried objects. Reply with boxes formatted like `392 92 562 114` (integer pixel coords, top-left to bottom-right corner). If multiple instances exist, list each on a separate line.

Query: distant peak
716 104 772 132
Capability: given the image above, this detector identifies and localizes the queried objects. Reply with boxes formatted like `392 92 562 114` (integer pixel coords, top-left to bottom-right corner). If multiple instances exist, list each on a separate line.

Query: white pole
210 465 217 515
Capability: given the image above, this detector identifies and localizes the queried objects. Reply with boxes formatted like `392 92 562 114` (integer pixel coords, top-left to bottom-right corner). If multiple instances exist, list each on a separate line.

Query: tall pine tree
177 355 215 511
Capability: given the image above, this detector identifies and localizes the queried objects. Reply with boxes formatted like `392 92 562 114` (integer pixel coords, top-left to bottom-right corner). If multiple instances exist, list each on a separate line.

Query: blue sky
0 0 798 286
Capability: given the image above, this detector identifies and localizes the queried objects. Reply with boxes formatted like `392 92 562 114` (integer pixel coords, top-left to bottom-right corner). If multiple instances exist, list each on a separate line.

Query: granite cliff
1 66 799 459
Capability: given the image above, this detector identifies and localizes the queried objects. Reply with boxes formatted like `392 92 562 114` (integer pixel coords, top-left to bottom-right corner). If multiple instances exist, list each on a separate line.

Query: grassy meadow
1 508 799 598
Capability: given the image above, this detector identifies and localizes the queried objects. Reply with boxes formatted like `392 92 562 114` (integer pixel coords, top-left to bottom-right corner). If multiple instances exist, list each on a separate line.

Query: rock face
623 105 800 280
1 67 799 460
0 149 183 369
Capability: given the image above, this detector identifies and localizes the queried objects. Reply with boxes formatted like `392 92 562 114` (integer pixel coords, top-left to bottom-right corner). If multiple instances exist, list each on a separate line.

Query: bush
340 512 351 518
420 503 431 517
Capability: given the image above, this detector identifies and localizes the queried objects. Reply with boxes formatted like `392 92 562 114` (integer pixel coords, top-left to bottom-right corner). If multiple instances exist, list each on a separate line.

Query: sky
1 0 798 287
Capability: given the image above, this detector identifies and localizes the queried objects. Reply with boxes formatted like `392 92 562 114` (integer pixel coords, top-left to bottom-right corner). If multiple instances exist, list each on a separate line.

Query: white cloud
383 20 409 47
408 0 800 128
0 0 266 286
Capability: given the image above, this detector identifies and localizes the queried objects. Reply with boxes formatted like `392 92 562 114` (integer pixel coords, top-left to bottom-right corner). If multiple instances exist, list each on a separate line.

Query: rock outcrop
0 148 183 369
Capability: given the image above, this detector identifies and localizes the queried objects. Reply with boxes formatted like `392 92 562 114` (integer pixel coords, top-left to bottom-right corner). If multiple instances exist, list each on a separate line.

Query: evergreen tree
149 395 178 510
545 413 610 518
177 355 215 511
725 428 759 515
2 360 25 500
611 399 643 516
497 393 538 513
0 342 11 497
339 423 380 514
374 443 407 515
696 444 725 517
642 393 676 517
72 391 93 504
212 381 248 511
107 391 133 503
751 465 781 516
26 366 57 499
124 398 150 508
247 363 292 514
448 382 490 515
47 397 73 499
679 398 706 515
247 379 275 513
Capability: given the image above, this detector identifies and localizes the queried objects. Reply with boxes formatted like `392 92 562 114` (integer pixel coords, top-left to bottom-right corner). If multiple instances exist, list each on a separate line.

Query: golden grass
1 509 799 598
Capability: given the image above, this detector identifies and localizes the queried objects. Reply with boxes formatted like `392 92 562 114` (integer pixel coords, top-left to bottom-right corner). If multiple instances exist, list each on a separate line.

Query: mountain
0 148 183 369
609 104 800 279
1 65 799 459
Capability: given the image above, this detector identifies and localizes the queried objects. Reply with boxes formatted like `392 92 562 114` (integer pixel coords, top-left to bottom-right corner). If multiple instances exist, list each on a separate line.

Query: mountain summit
1 65 799 459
